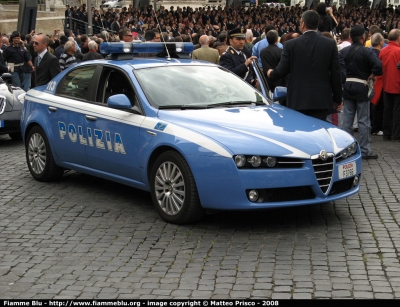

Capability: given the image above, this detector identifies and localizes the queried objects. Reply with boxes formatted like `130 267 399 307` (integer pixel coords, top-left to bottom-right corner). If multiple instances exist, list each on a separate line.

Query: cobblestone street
1 134 399 299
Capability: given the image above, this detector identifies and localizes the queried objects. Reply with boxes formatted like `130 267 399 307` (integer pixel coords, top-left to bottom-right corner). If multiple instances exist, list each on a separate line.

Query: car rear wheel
26 126 64 181
150 151 205 224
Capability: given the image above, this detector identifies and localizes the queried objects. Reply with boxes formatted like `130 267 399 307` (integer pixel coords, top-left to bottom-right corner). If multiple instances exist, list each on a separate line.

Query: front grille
249 186 315 202
329 177 354 196
312 157 333 194
0 96 5 114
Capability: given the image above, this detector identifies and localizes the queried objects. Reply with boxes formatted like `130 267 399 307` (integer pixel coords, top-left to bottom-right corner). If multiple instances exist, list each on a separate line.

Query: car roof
80 57 218 70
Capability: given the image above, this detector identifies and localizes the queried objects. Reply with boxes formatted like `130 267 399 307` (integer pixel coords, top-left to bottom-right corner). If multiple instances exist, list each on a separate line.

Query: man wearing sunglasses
119 28 134 43
32 34 60 87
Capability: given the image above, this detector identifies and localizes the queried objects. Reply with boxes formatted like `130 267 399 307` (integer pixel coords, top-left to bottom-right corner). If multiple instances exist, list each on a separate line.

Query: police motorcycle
0 73 26 140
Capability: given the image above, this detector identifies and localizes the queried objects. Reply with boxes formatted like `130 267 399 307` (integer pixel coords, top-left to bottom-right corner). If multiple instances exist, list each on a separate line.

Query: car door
252 59 272 100
51 65 100 166
84 66 145 184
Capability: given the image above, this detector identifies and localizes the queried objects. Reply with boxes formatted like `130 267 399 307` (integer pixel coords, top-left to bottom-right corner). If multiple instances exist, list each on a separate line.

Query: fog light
264 156 276 167
248 155 262 167
235 155 246 167
248 190 259 202
353 175 359 186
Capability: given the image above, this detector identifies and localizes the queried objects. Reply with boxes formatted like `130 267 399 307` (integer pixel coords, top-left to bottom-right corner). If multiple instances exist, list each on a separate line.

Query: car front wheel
26 126 64 182
150 151 205 224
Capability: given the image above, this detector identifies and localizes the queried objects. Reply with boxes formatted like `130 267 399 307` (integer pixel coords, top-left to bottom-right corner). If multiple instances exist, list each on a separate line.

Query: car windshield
134 65 270 109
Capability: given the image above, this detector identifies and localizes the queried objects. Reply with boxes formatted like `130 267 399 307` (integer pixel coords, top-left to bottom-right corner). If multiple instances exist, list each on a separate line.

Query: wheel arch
146 145 184 185
24 122 41 141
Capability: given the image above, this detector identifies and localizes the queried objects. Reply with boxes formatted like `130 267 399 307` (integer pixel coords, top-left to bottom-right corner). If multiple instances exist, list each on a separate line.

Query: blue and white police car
20 42 362 224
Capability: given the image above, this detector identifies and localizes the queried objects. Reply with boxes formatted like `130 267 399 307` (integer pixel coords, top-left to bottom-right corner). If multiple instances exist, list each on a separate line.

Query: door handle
48 106 57 112
85 115 97 121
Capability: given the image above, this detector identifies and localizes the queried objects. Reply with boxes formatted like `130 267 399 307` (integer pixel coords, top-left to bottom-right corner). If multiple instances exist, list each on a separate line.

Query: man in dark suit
82 41 103 61
65 5 71 18
260 30 285 93
32 34 60 87
268 10 342 121
65 5 71 29
55 35 68 59
111 16 120 35
81 10 88 34
219 27 257 86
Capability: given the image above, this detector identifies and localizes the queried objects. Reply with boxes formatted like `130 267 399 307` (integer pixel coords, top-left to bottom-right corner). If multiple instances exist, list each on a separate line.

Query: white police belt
9 63 24 67
346 78 367 85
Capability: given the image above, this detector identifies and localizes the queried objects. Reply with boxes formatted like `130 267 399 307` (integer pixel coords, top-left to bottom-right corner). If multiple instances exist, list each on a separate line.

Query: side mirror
1 73 12 83
107 94 132 109
273 86 287 102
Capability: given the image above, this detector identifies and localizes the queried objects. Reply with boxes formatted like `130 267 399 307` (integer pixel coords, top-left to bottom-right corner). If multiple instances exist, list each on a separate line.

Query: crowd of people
0 2 399 156
62 2 400 38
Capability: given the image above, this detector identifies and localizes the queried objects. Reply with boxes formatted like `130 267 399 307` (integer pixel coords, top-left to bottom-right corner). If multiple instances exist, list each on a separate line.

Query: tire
150 151 205 224
8 132 22 140
26 126 64 182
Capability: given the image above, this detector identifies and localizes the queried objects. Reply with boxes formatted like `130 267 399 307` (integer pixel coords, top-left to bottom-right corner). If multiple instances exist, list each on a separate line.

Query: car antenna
153 9 171 61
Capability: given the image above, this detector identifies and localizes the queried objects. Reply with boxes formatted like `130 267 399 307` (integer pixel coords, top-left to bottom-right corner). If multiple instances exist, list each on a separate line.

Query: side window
59 66 96 101
102 70 135 105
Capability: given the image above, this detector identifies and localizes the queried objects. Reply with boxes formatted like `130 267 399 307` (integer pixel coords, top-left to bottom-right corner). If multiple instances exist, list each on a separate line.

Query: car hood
157 104 355 158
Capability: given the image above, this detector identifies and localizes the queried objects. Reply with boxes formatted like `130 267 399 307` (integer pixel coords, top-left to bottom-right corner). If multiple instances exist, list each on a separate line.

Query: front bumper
0 120 21 135
189 153 362 210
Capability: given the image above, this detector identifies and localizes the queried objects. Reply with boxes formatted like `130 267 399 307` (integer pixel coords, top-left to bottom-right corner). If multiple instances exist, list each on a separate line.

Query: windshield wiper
158 105 208 110
158 101 266 110
207 101 266 108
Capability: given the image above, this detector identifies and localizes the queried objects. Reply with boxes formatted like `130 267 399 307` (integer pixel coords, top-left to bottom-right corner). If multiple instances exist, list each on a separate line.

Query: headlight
338 142 357 159
18 93 26 104
248 155 262 167
234 155 246 167
234 155 304 169
264 156 277 168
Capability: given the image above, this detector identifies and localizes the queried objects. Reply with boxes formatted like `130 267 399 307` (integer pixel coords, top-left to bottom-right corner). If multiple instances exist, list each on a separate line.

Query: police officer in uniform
340 25 383 160
3 31 34 92
219 27 257 86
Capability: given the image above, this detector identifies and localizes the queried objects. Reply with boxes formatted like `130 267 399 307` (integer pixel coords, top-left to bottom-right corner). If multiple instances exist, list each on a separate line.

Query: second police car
0 73 25 140
20 42 362 224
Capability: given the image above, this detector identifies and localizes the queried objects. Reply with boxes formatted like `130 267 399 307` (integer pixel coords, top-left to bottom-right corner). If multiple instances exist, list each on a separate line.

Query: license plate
0 120 3 128
338 162 356 179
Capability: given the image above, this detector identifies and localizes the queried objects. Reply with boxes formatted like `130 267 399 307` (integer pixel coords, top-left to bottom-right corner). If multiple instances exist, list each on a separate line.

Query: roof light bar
100 42 194 55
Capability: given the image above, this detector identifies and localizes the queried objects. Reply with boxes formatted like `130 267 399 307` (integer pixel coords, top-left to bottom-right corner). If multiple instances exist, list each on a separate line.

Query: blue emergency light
100 41 194 56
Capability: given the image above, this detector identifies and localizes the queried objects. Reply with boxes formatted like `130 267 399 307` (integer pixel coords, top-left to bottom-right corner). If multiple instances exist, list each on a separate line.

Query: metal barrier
62 17 116 36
